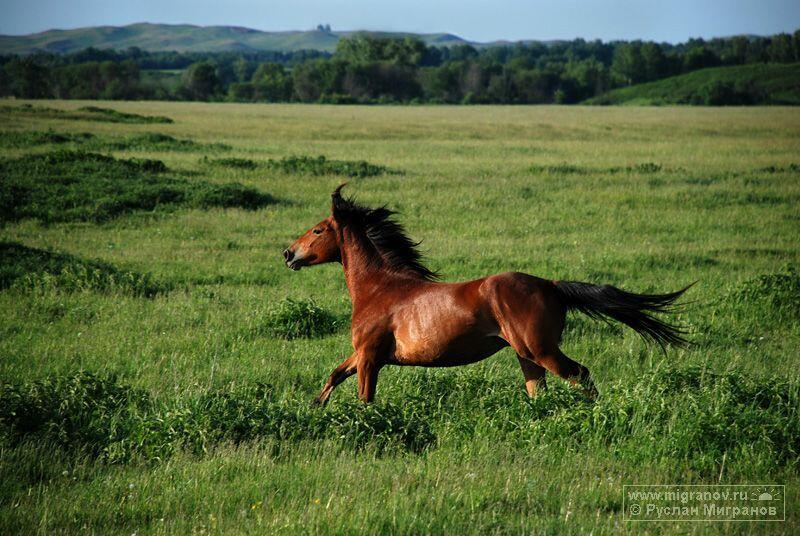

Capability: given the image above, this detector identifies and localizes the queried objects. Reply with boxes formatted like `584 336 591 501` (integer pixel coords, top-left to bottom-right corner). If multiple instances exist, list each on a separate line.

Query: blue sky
2 0 799 43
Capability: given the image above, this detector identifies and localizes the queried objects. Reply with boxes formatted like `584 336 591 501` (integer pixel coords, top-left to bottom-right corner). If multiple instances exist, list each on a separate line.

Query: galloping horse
284 185 689 404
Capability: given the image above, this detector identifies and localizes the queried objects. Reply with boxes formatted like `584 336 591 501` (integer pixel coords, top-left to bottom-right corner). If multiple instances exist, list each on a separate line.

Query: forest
1 31 799 104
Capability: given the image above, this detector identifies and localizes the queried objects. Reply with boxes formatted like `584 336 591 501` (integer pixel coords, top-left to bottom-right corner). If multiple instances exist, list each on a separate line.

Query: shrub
256 298 340 339
266 155 399 178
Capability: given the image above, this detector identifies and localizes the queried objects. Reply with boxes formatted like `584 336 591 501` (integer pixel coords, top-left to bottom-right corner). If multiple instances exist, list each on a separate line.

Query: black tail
554 281 691 349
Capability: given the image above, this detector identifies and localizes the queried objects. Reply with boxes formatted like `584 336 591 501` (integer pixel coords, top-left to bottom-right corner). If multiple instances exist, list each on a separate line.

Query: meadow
0 101 799 534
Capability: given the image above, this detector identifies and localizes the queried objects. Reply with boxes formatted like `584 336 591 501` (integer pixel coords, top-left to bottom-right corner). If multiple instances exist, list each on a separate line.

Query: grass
266 155 400 178
255 298 341 339
530 162 665 175
0 150 276 223
0 242 168 296
587 63 800 105
0 130 230 152
0 103 174 123
0 101 799 534
201 156 259 169
76 106 173 124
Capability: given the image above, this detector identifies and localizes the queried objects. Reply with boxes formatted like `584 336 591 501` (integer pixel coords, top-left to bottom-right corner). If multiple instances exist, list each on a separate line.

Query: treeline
1 31 799 103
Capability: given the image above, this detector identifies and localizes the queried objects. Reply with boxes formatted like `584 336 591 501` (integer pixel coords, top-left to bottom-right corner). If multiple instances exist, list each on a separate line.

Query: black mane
332 187 439 281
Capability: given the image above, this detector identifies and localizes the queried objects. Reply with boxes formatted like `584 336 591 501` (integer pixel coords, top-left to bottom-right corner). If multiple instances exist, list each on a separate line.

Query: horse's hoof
310 397 324 407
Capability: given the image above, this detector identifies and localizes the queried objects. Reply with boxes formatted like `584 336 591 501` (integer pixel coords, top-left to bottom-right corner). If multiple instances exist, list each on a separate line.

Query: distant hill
0 23 490 54
586 63 800 105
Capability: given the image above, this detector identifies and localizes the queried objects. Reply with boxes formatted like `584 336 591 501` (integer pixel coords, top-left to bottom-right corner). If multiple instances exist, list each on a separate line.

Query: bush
256 298 340 339
0 150 276 223
0 241 168 296
266 155 399 178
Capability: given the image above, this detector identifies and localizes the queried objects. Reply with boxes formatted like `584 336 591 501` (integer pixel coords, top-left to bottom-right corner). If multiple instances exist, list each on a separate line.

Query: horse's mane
331 186 439 281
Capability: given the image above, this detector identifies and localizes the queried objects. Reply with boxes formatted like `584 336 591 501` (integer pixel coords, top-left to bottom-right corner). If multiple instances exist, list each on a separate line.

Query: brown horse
284 185 688 404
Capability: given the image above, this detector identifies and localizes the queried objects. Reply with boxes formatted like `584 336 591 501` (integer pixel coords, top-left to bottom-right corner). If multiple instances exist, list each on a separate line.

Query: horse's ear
331 182 348 218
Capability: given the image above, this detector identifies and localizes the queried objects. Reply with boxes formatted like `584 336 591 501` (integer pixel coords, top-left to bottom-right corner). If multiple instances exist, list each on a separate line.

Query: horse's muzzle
283 248 303 270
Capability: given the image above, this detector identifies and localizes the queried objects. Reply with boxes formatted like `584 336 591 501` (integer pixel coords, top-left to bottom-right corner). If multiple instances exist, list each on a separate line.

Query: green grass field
586 63 800 105
1 101 799 534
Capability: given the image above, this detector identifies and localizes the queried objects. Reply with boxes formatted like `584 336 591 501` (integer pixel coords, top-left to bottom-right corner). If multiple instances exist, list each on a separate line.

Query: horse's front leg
313 353 357 406
357 358 381 403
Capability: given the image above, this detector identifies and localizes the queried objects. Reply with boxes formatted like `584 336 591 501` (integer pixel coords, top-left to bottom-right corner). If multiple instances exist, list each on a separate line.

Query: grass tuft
76 106 173 124
0 104 173 123
530 162 664 175
255 298 340 339
0 130 94 147
727 266 800 314
201 156 259 169
0 242 168 296
266 155 399 178
0 130 230 152
0 150 276 223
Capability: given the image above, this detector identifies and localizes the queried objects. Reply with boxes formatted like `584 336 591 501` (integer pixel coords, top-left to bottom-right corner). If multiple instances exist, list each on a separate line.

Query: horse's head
282 186 345 271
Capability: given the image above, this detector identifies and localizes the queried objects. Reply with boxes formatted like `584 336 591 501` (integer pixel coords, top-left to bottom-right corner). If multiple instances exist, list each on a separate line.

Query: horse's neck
339 227 395 308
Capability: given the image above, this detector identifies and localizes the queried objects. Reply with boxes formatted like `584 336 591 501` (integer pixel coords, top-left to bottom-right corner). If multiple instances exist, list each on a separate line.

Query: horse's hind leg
490 274 597 398
535 348 597 399
516 355 547 397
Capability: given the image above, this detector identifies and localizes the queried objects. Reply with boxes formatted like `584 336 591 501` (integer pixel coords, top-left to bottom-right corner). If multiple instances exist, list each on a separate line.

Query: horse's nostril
283 249 294 262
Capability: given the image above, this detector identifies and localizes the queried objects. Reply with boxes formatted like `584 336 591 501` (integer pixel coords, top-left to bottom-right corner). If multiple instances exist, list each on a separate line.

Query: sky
1 0 799 43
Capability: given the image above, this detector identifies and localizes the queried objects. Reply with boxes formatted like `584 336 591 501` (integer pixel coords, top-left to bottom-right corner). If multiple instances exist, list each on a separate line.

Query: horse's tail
553 280 691 349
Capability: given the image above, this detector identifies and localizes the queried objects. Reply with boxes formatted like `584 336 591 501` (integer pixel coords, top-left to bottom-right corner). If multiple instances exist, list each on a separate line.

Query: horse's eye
313 229 323 235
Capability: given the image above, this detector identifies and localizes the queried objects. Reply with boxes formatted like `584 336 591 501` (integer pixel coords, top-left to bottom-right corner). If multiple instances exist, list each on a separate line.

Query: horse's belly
393 333 507 366
390 286 504 366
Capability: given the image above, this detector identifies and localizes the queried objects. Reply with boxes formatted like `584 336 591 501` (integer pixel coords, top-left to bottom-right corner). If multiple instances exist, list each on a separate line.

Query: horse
283 184 689 404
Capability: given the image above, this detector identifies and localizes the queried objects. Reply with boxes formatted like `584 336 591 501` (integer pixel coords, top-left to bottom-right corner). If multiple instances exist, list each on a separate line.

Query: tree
683 47 720 72
335 35 426 66
3 57 51 98
233 57 253 82
611 42 645 85
563 58 610 100
767 33 794 63
640 42 667 81
292 60 345 101
181 61 219 100
251 62 293 101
